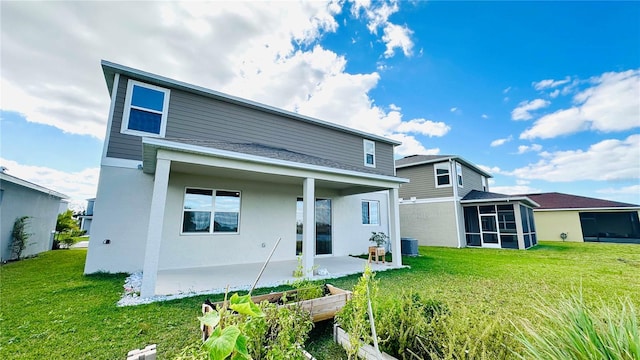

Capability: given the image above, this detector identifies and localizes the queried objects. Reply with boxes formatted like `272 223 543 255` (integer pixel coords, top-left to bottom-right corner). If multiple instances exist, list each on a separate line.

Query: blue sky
1 1 638 209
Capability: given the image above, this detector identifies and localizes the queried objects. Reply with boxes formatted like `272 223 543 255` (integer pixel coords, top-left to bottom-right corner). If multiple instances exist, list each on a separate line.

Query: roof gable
395 154 493 178
0 172 69 199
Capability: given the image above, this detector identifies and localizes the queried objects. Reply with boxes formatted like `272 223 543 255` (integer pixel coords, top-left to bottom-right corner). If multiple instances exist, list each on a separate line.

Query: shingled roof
461 190 539 207
523 192 639 210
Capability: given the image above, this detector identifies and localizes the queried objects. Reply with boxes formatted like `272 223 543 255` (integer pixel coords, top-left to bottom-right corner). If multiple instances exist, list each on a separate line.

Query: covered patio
155 256 401 296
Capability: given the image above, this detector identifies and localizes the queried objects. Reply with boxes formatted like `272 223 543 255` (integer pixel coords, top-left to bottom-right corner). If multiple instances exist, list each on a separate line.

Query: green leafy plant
10 216 31 260
369 232 388 248
513 293 640 360
375 292 448 358
335 265 378 359
288 279 324 303
199 293 264 360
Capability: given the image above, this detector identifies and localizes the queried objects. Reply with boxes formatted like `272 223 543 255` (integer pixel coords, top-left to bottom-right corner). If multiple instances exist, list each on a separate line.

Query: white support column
140 158 171 298
388 188 402 267
302 178 315 276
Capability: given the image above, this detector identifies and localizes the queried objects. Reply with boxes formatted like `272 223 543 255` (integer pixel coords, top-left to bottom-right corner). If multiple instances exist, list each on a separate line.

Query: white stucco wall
85 165 391 273
0 181 62 261
84 165 154 273
399 200 459 247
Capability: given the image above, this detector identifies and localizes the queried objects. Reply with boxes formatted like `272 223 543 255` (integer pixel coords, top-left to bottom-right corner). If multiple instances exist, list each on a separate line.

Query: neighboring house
0 170 69 261
396 155 539 249
76 198 95 235
524 192 640 244
84 61 407 297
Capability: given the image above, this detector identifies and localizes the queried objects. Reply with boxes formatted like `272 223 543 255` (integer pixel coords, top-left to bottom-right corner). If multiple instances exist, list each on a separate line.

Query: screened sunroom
461 190 539 249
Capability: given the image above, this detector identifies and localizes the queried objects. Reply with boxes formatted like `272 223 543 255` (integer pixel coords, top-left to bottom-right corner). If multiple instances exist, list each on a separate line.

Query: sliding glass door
296 198 332 255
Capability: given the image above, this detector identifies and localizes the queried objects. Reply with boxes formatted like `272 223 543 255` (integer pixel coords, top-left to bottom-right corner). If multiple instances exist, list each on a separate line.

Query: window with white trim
456 163 463 187
482 176 487 191
363 140 376 167
182 188 240 234
434 162 451 187
121 80 170 137
362 200 380 225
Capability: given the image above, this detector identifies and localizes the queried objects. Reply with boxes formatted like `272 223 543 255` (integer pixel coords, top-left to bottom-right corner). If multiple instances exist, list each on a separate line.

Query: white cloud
509 134 640 182
481 114 489 119
532 76 571 90
503 86 511 94
387 133 439 157
521 69 640 139
1 1 430 152
477 165 503 175
490 185 542 195
381 23 414 57
450 107 457 112
349 0 414 58
395 118 451 137
511 98 551 120
490 135 512 147
549 89 560 98
0 158 99 210
517 144 543 154
516 179 530 185
597 184 640 197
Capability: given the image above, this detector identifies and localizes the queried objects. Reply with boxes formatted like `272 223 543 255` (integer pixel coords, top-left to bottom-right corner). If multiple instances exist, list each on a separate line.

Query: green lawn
1 242 639 359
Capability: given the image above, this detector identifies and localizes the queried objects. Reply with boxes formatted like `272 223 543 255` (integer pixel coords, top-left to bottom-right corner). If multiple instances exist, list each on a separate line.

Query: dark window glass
366 153 374 165
527 207 536 232
500 235 518 249
479 205 496 214
481 215 497 232
131 85 165 111
498 206 516 233
520 205 530 233
183 211 211 232
128 109 161 134
464 207 480 233
524 234 531 248
362 202 370 224
483 233 499 244
466 234 481 246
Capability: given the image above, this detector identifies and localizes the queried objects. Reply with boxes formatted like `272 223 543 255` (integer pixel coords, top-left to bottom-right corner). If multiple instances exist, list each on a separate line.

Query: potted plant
369 232 388 249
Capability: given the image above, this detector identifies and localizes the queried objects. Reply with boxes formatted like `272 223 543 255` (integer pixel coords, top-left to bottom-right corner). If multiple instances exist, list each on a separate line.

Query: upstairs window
363 140 376 167
482 176 487 191
362 200 380 225
456 163 464 187
121 80 170 137
434 162 451 187
182 188 241 234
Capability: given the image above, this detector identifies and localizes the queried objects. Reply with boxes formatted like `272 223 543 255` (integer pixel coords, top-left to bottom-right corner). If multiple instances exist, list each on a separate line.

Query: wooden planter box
202 284 352 339
333 325 397 360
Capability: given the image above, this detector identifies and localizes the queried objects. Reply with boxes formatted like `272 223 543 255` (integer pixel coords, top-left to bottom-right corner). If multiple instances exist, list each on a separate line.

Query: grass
1 242 639 359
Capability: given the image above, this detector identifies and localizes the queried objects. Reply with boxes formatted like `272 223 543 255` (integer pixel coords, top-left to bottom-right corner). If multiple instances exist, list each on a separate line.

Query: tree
54 210 80 249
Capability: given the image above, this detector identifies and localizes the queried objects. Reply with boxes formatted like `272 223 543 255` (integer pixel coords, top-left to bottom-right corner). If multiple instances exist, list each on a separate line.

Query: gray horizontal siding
397 164 453 199
107 76 394 175
458 162 485 197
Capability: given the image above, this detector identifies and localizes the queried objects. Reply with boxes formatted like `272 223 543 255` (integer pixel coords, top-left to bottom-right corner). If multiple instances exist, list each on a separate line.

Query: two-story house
84 61 408 297
396 155 539 250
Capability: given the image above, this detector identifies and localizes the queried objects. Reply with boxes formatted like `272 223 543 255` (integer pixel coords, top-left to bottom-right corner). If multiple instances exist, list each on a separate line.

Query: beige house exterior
525 193 640 244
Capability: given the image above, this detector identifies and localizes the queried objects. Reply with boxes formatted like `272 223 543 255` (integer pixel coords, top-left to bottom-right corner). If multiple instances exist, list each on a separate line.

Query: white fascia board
101 60 400 146
399 197 456 204
0 173 69 199
102 157 142 169
460 197 540 208
535 207 640 212
143 137 408 185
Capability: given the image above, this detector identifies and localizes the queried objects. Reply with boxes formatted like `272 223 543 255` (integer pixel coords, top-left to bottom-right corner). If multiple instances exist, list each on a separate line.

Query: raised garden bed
333 325 397 360
202 284 352 338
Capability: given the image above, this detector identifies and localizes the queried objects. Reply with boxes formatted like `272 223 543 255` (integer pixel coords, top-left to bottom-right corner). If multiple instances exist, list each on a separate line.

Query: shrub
375 292 447 358
10 216 31 260
335 266 378 359
513 293 640 360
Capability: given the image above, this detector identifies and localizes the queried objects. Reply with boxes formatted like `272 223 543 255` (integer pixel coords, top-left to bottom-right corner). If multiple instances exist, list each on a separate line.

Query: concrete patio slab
155 256 400 296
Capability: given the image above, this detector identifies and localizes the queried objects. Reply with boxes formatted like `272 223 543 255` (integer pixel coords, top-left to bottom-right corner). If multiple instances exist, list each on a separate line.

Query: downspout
451 159 463 248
